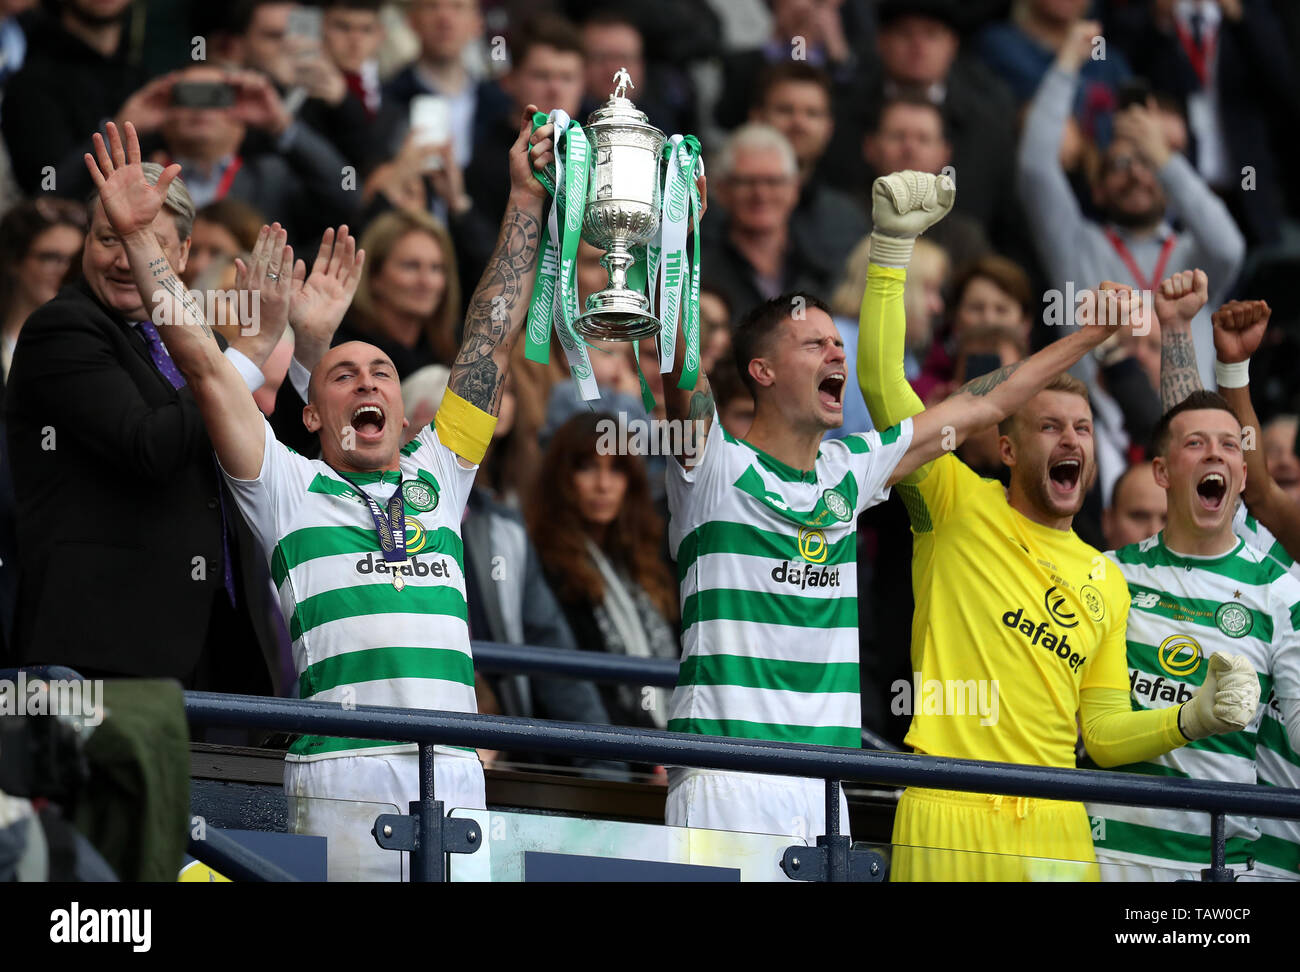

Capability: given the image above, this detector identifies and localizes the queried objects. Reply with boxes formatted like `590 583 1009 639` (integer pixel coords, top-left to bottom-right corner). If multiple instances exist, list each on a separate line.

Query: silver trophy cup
574 70 666 342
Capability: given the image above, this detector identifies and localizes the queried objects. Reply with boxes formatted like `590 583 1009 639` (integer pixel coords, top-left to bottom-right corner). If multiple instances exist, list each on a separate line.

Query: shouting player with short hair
1087 386 1291 879
858 199 1259 881
1089 291 1300 881
85 113 554 880
658 171 1139 841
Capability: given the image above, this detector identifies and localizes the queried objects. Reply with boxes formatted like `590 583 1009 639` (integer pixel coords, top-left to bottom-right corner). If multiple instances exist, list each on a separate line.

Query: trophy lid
585 67 656 130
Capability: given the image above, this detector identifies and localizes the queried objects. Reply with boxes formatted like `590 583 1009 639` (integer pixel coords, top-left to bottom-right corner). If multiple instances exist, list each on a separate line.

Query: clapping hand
288 225 366 369
231 223 293 358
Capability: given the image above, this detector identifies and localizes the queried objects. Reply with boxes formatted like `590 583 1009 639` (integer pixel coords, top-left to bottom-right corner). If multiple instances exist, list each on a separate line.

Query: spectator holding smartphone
216 0 376 182
384 0 506 171
140 65 356 247
1017 19 1245 391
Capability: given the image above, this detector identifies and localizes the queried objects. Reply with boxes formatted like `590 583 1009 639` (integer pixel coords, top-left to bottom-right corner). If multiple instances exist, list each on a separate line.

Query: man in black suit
3 163 284 692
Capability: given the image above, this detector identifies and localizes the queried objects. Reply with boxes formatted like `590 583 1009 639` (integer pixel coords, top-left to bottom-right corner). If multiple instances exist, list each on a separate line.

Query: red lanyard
214 155 244 200
1174 16 1217 88
1104 229 1178 292
166 155 244 201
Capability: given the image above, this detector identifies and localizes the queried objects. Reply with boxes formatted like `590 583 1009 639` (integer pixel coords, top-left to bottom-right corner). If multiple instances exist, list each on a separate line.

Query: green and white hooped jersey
224 418 478 762
1086 533 1300 874
1232 506 1300 876
1255 641 1300 879
1234 503 1300 582
665 412 914 748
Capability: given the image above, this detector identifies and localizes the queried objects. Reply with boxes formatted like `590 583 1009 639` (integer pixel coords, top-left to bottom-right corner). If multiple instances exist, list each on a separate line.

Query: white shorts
665 768 851 842
284 750 485 881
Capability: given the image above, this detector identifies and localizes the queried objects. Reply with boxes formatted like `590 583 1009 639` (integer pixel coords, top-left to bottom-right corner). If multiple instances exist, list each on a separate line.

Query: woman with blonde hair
338 208 461 376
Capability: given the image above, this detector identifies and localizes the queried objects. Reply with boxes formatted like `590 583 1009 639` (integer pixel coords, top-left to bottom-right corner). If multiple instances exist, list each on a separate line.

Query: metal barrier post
415 744 439 882
781 778 885 882
823 780 849 882
372 743 482 881
1200 812 1234 883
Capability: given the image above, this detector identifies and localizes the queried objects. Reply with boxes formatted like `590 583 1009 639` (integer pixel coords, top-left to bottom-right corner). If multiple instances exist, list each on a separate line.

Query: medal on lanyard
336 471 410 590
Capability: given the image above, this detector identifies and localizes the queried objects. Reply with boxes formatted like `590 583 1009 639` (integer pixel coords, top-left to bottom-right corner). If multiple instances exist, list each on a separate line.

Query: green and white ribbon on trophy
524 97 705 404
646 134 704 392
523 109 599 400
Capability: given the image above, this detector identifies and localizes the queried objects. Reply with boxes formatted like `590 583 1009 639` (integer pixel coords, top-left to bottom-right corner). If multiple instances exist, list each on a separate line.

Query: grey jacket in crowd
1018 65 1246 390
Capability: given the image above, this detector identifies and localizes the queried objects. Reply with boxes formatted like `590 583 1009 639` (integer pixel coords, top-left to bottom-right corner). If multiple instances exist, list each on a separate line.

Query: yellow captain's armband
435 389 497 465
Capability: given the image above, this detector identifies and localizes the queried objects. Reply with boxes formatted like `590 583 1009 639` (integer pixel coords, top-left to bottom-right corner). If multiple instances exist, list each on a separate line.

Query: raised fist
1179 652 1260 739
1078 281 1143 345
1212 299 1270 364
1154 269 1208 329
871 170 955 240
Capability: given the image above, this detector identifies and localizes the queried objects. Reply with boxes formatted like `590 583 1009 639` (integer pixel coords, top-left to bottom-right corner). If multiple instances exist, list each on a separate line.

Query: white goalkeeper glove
1178 653 1260 740
869 170 956 267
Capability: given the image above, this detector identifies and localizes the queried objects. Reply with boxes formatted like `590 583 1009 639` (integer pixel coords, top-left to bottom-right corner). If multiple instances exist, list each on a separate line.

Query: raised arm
1213 299 1300 558
888 285 1133 485
1015 20 1098 287
445 107 549 432
856 170 954 485
83 122 272 480
1153 269 1207 410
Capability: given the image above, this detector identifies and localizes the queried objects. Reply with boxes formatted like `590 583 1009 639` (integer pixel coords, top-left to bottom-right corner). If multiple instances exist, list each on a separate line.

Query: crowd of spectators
2 0 1299 763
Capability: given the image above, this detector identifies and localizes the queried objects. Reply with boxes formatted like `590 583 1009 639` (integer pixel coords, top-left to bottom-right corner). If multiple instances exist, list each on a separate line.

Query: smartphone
410 94 451 171
286 7 323 43
1117 78 1152 112
171 81 236 109
962 352 1003 384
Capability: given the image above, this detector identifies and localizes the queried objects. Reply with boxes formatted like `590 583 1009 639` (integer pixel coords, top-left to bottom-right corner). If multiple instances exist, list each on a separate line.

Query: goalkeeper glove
1178 652 1260 740
869 170 956 267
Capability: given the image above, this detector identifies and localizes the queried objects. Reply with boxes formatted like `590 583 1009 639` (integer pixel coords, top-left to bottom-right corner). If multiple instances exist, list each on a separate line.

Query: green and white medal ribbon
649 135 703 391
523 109 599 401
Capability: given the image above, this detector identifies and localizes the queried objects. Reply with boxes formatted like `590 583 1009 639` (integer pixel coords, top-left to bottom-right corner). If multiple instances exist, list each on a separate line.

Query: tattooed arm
444 107 549 466
85 121 268 479
1154 269 1208 410
888 289 1132 485
662 329 716 471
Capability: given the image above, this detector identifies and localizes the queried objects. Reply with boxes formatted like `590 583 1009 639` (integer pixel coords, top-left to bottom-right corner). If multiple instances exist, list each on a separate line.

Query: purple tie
136 320 237 606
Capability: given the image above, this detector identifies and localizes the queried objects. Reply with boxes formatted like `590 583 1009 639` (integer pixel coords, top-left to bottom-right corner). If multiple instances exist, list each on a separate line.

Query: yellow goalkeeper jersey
899 454 1131 768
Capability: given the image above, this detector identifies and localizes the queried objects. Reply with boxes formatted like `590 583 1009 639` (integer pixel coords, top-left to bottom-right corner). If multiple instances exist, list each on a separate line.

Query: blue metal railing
15 655 1299 881
184 690 1300 882
472 640 678 687
470 640 898 751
